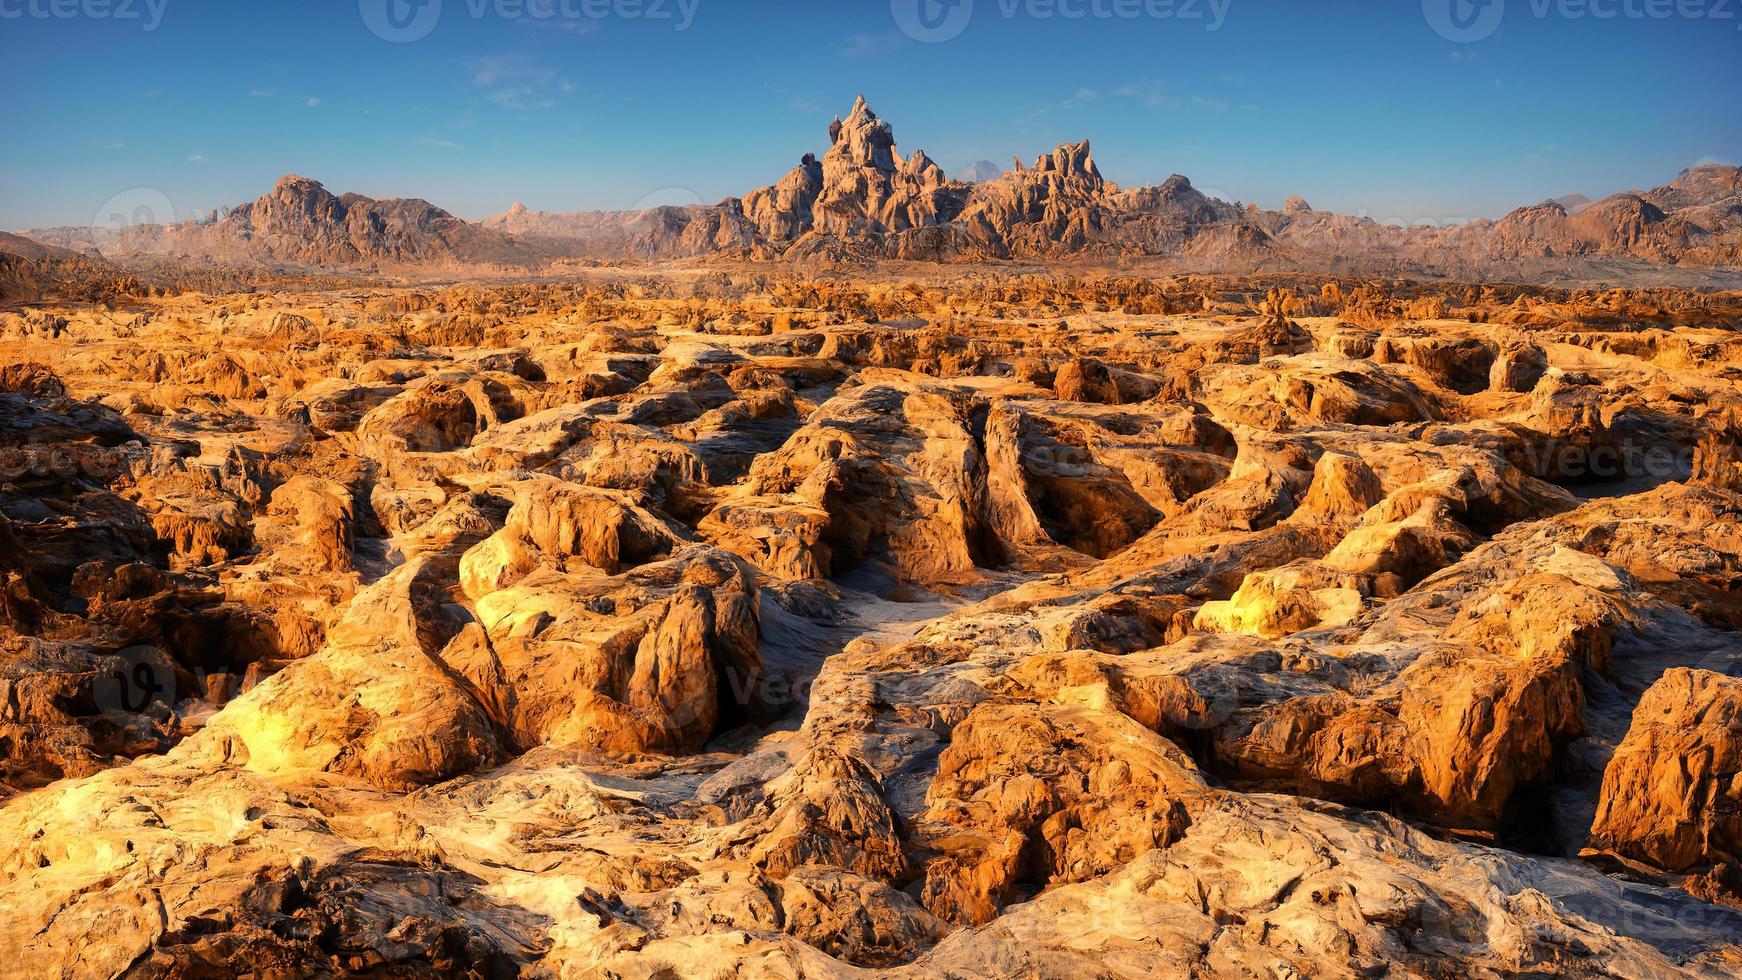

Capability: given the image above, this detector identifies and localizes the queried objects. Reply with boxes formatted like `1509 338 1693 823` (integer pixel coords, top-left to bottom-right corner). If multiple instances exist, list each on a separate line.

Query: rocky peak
257 175 346 223
200 174 531 267
1567 193 1674 250
902 148 943 180
825 96 898 175
1001 140 1110 200
948 139 1118 256
1487 190 1691 259
802 98 966 238
1032 140 1100 181
739 152 827 242
214 98 1724 270
1580 193 1666 223
1645 163 1742 211
1148 175 1205 206
273 173 322 193
1116 174 1229 225
1515 199 1572 221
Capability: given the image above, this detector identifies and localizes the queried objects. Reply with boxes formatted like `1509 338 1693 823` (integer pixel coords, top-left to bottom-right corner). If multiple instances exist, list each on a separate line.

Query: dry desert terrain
1 268 1741 976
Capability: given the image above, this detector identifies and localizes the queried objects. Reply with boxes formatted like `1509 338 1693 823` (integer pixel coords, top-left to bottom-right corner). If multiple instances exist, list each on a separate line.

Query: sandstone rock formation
27 175 550 271
1 270 1741 975
25 103 1742 279
1589 668 1742 875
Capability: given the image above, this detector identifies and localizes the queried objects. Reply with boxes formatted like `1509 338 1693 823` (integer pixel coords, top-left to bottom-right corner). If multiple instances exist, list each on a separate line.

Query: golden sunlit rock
3 261 1741 976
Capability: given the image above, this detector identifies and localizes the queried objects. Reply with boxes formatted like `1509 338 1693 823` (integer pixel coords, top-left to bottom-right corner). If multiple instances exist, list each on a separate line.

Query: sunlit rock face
27 100 1740 275
2 270 1742 976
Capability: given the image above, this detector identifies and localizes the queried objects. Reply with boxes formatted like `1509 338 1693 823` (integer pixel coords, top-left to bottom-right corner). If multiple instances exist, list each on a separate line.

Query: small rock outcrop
1589 668 1742 876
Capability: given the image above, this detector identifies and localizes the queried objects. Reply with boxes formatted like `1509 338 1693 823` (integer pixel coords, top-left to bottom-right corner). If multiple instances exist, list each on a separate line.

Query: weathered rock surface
21 103 1742 278
1590 668 1742 878
1 271 1740 976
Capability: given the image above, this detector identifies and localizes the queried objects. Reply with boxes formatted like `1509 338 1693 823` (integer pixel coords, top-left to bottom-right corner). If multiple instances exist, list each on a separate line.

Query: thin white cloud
470 55 563 111
1102 81 1231 113
1112 81 1167 108
471 55 554 88
485 88 533 110
417 138 463 150
306 97 322 107
1063 88 1100 110
187 153 205 162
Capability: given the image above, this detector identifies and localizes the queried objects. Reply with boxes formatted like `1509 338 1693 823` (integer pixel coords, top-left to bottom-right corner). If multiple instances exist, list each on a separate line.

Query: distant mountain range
15 97 1742 278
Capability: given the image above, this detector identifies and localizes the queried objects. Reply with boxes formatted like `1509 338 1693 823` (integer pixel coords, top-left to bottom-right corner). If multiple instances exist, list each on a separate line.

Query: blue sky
2 0 1738 229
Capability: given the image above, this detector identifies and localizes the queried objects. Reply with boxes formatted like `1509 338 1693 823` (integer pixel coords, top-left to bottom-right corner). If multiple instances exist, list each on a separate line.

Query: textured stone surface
16 103 1742 277
1 271 1741 976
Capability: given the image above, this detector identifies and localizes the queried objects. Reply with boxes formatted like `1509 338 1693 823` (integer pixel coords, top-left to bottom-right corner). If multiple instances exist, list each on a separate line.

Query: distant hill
27 175 552 271
0 231 144 304
20 101 1742 276
0 231 83 262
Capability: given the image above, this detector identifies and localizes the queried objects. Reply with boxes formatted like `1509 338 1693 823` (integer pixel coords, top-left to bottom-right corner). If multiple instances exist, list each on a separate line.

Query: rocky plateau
0 264 1741 977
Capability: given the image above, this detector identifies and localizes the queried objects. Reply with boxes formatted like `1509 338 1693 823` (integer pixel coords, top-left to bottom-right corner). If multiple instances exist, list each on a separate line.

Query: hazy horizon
3 0 1739 230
